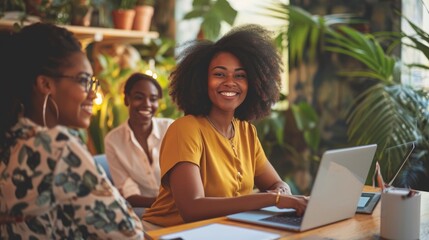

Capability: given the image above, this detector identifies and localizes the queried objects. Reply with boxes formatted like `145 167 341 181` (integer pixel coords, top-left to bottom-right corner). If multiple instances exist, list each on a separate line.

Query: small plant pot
112 9 136 30
72 5 93 26
132 5 154 32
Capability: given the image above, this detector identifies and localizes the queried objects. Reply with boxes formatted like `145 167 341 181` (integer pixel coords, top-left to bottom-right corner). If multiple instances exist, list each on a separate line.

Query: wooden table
145 186 429 239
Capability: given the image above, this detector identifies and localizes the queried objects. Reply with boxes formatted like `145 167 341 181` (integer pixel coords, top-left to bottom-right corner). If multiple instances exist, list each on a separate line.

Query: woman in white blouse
104 73 174 208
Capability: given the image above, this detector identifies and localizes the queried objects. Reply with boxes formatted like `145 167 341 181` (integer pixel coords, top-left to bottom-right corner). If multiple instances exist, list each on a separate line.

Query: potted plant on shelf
111 0 136 30
132 0 154 32
71 0 93 26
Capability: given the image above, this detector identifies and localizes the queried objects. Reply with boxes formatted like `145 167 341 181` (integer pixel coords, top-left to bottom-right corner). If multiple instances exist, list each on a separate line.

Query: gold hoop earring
42 93 59 127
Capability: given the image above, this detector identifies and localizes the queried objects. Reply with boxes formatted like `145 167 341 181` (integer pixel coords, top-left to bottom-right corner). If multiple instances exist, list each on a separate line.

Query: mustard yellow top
142 115 268 226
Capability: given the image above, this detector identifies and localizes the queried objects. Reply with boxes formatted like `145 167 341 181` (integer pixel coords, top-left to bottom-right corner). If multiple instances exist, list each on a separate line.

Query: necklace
207 116 241 192
206 116 235 140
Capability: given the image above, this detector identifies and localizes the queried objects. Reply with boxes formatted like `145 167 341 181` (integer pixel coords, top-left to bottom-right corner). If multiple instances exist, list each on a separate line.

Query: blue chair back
93 154 146 216
93 154 114 184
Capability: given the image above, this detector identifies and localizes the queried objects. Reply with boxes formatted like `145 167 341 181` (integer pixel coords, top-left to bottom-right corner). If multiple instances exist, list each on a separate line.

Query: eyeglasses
53 72 100 93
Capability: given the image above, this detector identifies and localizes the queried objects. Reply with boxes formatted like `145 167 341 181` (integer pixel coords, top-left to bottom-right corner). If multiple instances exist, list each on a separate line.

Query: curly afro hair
169 24 283 121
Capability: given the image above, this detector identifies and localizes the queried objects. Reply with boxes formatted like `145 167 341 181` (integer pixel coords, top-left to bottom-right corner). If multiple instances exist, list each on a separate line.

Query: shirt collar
125 118 162 140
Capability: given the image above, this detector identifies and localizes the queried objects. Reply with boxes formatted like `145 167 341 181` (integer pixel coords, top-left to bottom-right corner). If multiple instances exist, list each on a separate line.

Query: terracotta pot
132 5 154 32
112 9 136 30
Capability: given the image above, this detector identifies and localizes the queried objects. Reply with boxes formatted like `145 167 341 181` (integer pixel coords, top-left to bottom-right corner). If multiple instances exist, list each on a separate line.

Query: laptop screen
227 144 378 232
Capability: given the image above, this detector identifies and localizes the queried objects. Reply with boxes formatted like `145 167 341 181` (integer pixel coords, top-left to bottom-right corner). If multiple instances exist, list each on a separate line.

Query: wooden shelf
0 19 159 46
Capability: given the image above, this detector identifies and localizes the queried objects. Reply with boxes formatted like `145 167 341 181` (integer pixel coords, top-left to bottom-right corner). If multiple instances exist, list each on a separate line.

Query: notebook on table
158 223 280 240
227 144 377 232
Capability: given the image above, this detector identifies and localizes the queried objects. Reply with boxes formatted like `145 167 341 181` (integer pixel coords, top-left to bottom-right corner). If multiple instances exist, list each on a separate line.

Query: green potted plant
324 23 429 186
111 0 136 30
132 0 155 31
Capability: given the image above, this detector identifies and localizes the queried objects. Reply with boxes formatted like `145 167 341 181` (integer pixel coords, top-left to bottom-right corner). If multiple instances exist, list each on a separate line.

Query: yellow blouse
143 115 268 227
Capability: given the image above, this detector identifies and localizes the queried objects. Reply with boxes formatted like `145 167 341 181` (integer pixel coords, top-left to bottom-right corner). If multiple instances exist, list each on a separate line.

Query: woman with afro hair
143 24 308 228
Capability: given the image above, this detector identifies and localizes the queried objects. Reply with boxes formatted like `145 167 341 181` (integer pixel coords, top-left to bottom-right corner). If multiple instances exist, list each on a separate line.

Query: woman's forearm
126 195 156 208
268 181 292 195
178 192 278 223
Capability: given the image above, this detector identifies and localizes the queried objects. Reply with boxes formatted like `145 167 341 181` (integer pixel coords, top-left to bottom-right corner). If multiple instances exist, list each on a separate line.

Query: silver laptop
227 144 377 232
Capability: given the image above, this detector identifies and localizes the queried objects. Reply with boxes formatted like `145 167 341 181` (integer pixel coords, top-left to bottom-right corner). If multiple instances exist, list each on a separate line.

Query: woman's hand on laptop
277 195 309 216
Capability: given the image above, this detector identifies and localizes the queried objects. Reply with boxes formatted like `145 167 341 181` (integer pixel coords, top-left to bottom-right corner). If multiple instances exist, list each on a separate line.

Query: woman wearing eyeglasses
0 23 144 239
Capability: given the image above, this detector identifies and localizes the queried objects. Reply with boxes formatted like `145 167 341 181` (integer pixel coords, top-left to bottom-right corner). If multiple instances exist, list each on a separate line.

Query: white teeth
81 105 93 113
139 110 151 115
221 92 237 97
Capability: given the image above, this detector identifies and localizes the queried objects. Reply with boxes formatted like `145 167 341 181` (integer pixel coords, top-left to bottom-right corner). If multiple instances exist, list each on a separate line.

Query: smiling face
207 52 248 116
52 52 96 129
125 79 160 127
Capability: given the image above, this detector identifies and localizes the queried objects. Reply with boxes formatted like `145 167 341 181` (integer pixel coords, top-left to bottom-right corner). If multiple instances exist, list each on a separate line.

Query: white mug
380 188 421 240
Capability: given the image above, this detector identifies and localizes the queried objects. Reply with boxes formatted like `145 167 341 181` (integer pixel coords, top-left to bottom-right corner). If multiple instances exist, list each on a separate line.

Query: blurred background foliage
261 2 429 193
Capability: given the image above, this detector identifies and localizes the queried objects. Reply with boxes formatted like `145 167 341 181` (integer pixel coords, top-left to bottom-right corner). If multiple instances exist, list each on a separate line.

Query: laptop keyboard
261 212 303 226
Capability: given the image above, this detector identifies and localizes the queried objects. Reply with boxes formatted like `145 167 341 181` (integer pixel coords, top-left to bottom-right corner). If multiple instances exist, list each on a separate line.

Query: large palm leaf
346 83 428 181
262 3 363 66
324 25 425 140
402 16 429 70
325 26 396 84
